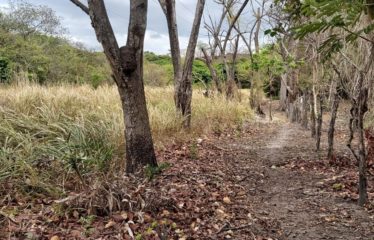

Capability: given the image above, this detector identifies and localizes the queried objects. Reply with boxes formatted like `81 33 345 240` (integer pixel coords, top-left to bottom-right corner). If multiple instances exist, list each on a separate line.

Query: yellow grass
0 84 252 195
0 84 253 145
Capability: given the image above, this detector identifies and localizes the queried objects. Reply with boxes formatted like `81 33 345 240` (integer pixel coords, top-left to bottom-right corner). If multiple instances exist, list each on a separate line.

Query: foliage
192 59 211 84
0 57 10 83
251 45 285 97
2 0 66 37
272 0 374 58
145 162 171 180
0 3 112 86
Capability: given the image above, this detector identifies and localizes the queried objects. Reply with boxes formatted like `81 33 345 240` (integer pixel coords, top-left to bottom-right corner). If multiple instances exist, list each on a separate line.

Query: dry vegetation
0 83 252 199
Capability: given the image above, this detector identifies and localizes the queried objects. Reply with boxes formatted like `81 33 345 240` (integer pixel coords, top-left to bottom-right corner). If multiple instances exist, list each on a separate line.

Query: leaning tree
70 0 157 173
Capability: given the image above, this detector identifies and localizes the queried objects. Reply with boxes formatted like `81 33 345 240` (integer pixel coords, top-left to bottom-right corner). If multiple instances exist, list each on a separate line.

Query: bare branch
70 0 89 15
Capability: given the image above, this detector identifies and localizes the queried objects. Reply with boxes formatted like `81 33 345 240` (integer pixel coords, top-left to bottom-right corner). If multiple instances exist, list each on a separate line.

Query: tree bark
73 0 157 173
254 7 261 54
159 0 182 90
316 95 323 151
302 92 309 129
279 74 288 111
327 87 340 161
310 91 316 138
357 86 369 206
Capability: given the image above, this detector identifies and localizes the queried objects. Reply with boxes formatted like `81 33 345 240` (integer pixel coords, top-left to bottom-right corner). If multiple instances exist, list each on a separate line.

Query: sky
0 0 231 54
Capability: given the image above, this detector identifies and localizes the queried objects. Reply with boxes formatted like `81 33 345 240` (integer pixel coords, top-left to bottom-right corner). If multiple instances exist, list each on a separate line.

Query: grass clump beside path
0 84 253 199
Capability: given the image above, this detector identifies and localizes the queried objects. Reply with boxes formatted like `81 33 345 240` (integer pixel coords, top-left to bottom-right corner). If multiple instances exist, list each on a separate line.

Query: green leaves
273 0 372 59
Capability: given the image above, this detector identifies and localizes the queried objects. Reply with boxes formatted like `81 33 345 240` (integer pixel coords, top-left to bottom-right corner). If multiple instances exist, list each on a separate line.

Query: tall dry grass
0 84 252 197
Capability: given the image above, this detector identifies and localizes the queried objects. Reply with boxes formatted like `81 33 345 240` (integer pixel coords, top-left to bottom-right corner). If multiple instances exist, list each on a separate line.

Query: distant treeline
0 0 280 91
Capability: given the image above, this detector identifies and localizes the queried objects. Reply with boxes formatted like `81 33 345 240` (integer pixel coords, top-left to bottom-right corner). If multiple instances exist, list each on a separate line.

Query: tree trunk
254 7 261 54
279 74 288 111
302 92 309 129
159 0 183 94
357 86 369 206
224 54 236 99
327 88 340 161
316 96 323 151
160 0 205 128
201 47 222 93
310 89 316 138
85 0 157 173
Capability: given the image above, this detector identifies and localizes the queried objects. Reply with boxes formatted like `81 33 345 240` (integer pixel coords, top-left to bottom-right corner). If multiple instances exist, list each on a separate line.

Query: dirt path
214 113 374 239
3 111 373 240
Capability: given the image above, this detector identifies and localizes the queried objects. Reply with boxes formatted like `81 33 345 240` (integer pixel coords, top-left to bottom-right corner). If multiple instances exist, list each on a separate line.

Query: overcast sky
0 0 268 54
0 0 235 54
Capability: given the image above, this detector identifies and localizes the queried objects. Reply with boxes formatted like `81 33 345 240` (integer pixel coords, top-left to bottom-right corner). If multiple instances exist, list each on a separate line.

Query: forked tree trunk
218 0 249 99
71 0 157 173
327 88 340 161
159 0 205 128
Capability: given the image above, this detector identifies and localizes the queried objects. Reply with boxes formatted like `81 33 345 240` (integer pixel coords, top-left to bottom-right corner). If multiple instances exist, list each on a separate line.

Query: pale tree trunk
71 0 157 173
249 7 263 111
279 74 288 111
327 85 340 161
302 91 309 129
159 0 182 87
268 76 274 121
316 95 323 151
310 90 316 138
254 7 261 54
159 0 205 128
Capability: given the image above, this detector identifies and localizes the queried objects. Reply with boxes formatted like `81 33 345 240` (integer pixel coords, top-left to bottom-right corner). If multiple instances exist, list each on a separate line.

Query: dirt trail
4 110 373 240
215 112 374 239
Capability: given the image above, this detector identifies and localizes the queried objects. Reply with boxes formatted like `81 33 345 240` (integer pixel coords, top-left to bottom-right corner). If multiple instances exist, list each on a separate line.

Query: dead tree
158 0 206 128
334 32 374 206
208 0 250 99
70 0 157 173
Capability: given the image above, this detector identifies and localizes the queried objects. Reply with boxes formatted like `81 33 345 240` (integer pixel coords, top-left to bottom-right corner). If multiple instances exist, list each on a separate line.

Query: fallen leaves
2 119 373 239
223 196 232 204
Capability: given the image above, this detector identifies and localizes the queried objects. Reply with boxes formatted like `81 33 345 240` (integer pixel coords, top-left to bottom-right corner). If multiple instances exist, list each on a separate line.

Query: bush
0 57 10 83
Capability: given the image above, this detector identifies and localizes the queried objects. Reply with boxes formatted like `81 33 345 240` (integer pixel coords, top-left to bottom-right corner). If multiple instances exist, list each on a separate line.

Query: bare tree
4 0 66 38
218 0 249 98
335 34 374 206
70 0 157 173
203 0 249 99
158 0 205 128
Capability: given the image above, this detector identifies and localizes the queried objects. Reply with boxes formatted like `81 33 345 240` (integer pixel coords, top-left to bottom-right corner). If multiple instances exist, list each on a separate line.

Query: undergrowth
0 84 253 201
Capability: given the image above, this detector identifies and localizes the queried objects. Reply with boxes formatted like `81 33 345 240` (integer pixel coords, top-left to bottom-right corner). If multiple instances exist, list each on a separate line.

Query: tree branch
70 0 89 15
